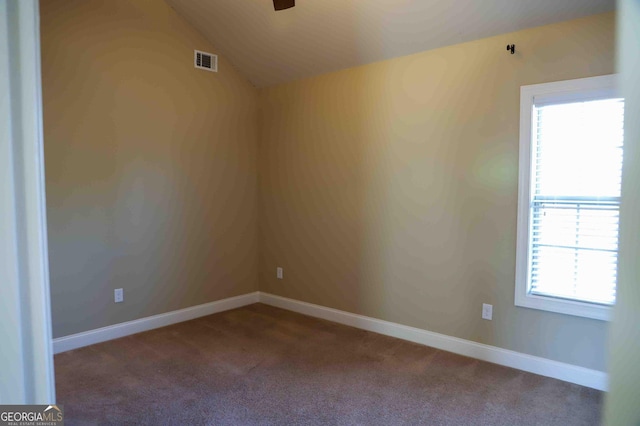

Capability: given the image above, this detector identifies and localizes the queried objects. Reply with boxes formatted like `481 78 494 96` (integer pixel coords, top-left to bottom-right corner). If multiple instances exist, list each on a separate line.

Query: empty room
2 0 639 424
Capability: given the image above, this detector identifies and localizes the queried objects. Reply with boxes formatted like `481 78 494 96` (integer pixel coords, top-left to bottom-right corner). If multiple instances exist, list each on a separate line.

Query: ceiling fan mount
273 0 295 11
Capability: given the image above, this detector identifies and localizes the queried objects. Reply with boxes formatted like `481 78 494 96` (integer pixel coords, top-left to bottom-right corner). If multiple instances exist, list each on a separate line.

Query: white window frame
515 74 621 321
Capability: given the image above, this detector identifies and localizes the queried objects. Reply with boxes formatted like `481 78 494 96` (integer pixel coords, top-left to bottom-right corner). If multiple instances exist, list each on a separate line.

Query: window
515 75 624 321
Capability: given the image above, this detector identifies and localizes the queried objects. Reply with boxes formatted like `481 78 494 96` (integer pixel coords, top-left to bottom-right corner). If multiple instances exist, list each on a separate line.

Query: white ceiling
165 0 615 88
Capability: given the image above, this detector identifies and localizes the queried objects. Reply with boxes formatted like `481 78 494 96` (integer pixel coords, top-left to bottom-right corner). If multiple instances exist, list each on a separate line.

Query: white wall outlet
482 303 493 320
114 288 124 303
277 267 283 279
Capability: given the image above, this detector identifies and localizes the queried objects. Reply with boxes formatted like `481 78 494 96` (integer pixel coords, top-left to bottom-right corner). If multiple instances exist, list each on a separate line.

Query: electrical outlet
114 288 124 303
482 303 493 320
277 267 283 279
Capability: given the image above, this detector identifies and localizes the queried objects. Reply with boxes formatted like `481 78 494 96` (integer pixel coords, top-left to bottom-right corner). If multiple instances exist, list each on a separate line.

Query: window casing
515 75 624 321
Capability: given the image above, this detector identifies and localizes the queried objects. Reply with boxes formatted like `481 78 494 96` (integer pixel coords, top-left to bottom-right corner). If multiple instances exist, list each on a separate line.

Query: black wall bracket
506 44 516 54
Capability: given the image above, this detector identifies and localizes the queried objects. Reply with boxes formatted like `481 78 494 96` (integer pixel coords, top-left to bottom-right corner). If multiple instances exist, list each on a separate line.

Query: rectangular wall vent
194 50 218 72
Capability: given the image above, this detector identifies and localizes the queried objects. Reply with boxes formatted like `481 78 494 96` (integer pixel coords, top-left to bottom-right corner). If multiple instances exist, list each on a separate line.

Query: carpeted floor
55 303 602 425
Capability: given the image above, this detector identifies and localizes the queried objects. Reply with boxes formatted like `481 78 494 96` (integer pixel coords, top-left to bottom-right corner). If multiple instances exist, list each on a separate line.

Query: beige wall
259 13 615 371
41 0 259 338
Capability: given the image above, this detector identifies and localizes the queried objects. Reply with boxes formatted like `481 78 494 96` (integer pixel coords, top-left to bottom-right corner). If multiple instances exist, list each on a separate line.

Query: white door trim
0 0 56 404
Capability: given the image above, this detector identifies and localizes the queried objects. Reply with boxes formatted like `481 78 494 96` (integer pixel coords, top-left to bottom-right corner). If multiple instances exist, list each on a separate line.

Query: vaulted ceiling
165 0 615 88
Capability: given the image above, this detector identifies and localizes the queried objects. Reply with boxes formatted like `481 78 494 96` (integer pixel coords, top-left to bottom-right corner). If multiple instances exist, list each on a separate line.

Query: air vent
194 50 217 72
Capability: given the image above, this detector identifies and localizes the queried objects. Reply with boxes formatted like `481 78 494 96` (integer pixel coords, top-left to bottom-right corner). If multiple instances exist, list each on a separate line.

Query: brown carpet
55 303 602 425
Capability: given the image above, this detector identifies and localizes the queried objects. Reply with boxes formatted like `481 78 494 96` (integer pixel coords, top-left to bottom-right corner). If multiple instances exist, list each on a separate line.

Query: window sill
515 291 612 321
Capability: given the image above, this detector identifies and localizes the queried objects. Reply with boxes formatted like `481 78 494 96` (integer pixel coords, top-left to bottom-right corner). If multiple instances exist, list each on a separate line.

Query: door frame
0 0 55 403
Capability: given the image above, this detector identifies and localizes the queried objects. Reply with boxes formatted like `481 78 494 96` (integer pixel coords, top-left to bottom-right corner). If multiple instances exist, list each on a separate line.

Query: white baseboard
257 292 608 391
52 290 607 391
53 292 260 354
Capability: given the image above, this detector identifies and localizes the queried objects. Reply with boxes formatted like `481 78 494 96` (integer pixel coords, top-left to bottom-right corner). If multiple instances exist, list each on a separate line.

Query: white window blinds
529 98 625 305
